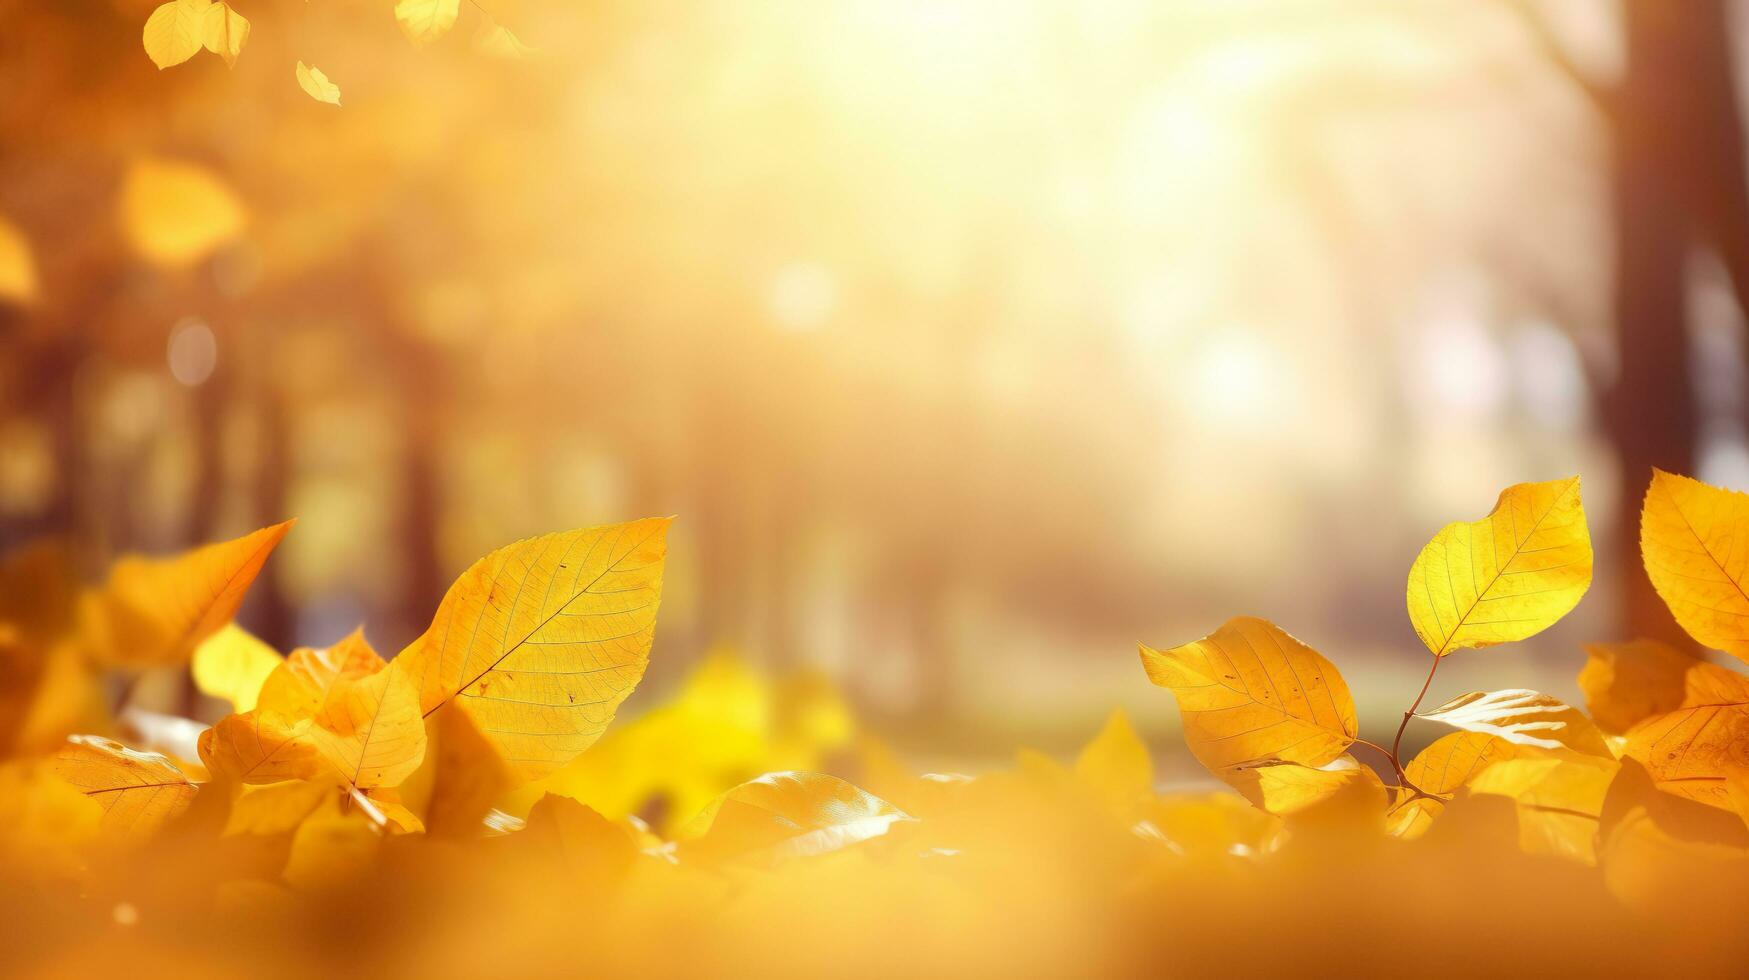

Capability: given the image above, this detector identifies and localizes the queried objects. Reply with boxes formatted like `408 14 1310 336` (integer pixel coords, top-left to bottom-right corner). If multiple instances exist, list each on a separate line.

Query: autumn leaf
198 709 326 784
1073 708 1153 814
80 520 292 668
192 624 282 712
296 62 342 106
0 215 37 305
1228 755 1386 818
1139 616 1356 781
1406 477 1591 656
223 778 334 836
398 518 670 780
1579 640 1695 735
679 771 911 865
395 0 461 46
256 629 383 717
1418 689 1612 757
142 0 212 70
201 2 248 68
305 660 427 790
1641 469 1749 661
1469 754 1619 865
1622 663 1749 811
50 735 197 841
476 22 534 59
1387 731 1514 839
119 156 249 268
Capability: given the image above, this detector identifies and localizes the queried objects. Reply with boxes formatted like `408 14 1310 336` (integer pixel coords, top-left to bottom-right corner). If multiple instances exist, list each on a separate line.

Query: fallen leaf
1139 616 1356 780
1406 476 1592 656
1641 469 1749 662
50 735 197 841
398 518 670 780
80 521 291 667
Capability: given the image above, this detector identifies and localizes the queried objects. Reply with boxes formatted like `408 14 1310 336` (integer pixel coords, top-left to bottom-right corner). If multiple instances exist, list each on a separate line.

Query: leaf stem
1389 653 1442 766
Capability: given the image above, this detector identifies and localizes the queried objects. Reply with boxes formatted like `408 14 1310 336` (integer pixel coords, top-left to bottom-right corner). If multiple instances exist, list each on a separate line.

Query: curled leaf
1139 616 1356 781
80 521 292 668
296 62 342 106
1406 477 1591 656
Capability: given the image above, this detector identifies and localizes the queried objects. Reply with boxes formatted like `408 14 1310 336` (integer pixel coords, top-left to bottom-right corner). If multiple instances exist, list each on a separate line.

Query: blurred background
0 0 1742 775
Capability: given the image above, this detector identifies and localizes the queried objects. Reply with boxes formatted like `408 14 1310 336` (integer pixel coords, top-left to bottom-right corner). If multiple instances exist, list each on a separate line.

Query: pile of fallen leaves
4 472 1749 976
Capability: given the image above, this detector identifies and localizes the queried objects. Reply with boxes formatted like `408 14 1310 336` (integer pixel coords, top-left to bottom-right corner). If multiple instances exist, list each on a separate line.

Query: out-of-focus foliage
0 473 1748 973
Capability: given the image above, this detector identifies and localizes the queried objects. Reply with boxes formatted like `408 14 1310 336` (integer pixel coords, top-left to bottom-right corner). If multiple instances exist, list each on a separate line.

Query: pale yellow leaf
679 771 911 865
201 2 249 68
192 624 282 712
476 22 534 58
142 0 212 70
50 735 197 841
1419 689 1611 757
1387 731 1514 839
0 215 37 305
119 157 248 268
295 62 342 106
398 518 670 780
1641 469 1749 661
80 520 292 667
395 0 460 46
1139 616 1356 782
1406 476 1592 656
1579 639 1696 734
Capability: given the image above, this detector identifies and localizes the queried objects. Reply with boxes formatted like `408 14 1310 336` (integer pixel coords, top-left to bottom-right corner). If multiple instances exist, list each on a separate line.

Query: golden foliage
296 62 342 107
142 0 211 70
398 518 670 779
1418 689 1611 756
201 2 248 68
50 735 196 841
1405 476 1592 656
1641 468 1749 662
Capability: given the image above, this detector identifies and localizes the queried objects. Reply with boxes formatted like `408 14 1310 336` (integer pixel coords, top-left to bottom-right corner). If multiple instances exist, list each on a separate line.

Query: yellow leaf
119 156 248 268
1073 708 1153 813
1619 658 1749 809
398 518 670 780
1139 616 1356 780
476 22 534 59
1469 754 1618 865
80 521 292 668
224 779 333 836
50 735 197 841
0 215 37 305
679 771 910 865
142 0 212 70
282 797 381 889
1641 469 1749 660
256 629 383 717
192 624 282 712
1406 476 1591 656
306 660 427 790
417 705 514 837
295 62 342 107
201 2 249 68
1418 689 1611 757
198 710 327 784
1387 731 1514 839
395 0 460 46
1579 640 1696 734
1228 755 1386 818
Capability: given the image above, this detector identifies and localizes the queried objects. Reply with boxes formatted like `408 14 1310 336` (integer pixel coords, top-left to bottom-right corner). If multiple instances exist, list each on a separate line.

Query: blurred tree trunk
1603 0 1749 646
